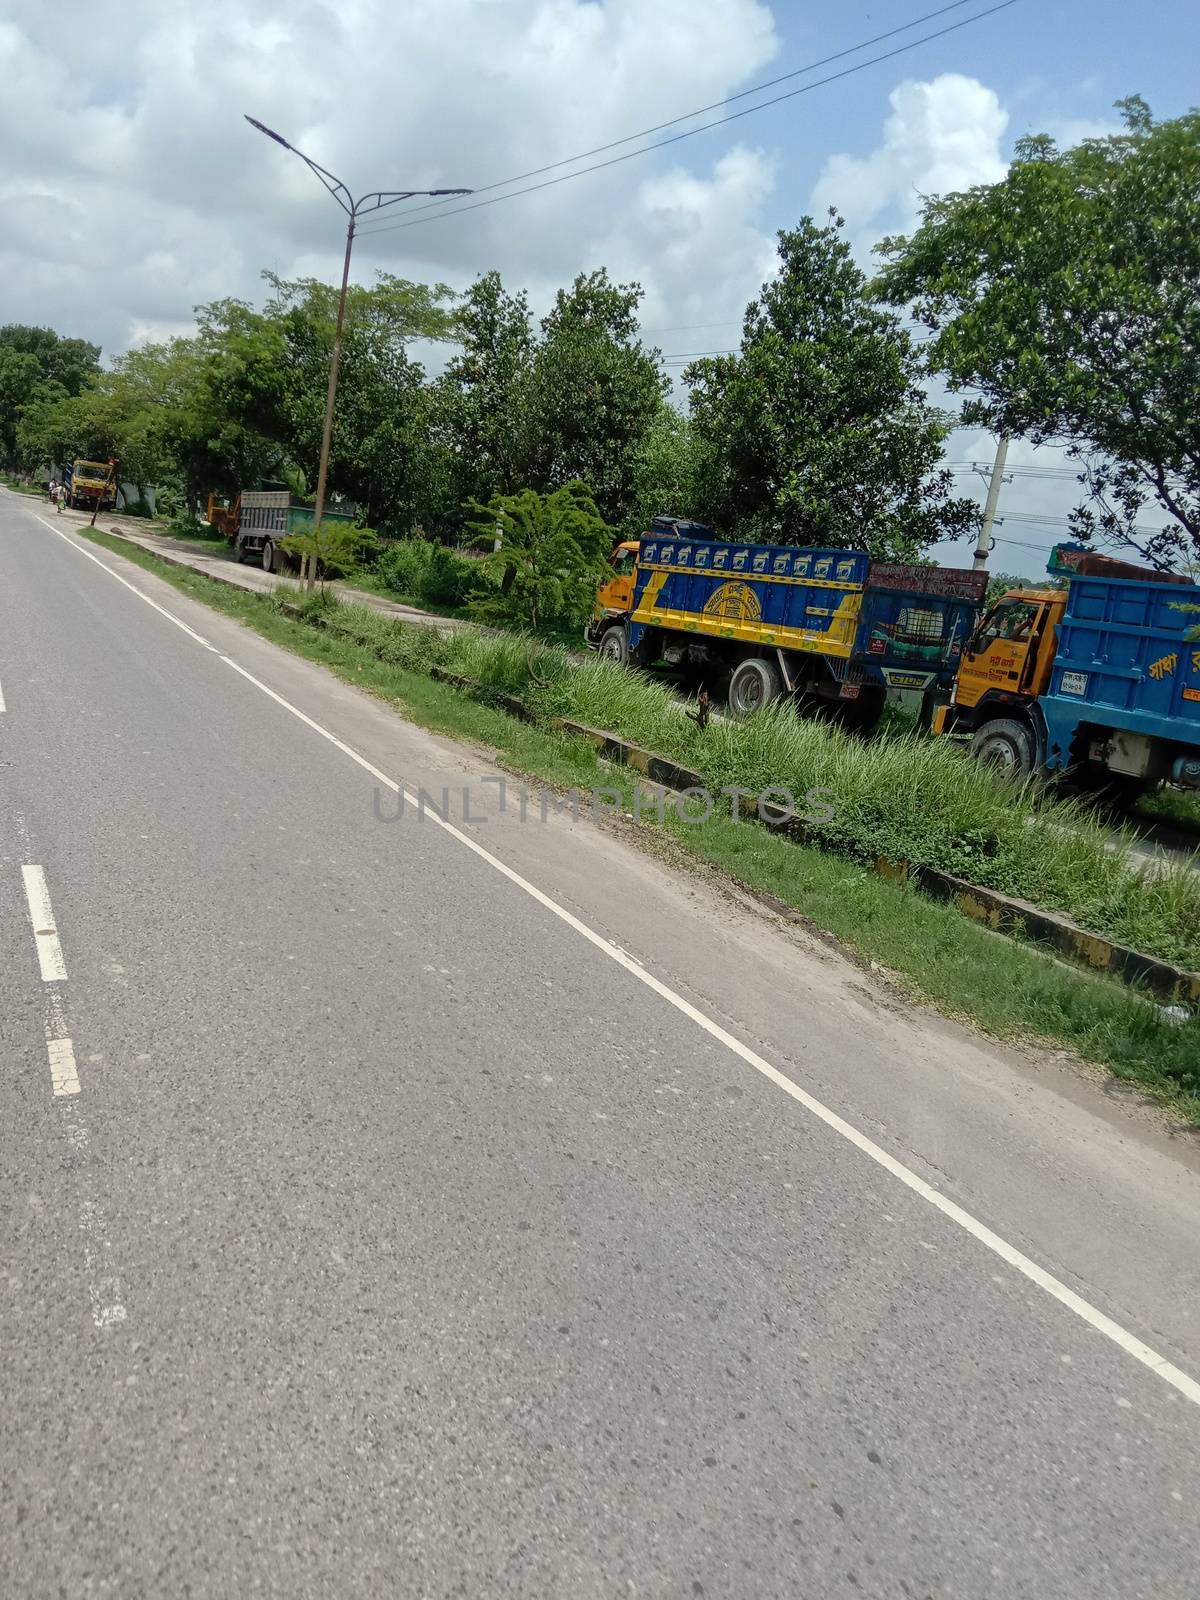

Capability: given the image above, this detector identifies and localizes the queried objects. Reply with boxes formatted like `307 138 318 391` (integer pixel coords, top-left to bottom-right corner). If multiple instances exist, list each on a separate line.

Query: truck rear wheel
728 657 781 717
971 717 1034 777
598 625 630 665
261 538 277 574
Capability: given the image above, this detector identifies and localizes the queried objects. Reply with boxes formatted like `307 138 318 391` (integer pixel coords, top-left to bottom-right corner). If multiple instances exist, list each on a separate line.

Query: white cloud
0 0 782 358
601 145 779 353
810 73 1008 254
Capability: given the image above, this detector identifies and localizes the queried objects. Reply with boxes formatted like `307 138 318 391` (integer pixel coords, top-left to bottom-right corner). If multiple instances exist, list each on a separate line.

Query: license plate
839 683 861 699
1060 671 1089 696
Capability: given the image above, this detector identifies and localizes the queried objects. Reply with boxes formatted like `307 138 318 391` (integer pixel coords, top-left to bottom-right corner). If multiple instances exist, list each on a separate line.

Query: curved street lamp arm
243 115 353 214
355 187 474 217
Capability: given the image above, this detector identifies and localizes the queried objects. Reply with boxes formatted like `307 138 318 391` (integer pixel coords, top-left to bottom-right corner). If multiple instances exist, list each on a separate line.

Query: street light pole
245 116 471 589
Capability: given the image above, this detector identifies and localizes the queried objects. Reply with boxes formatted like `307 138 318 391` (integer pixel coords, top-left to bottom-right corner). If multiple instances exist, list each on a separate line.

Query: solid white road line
33 513 221 653
33 510 1200 1408
0 675 6 712
22 864 68 981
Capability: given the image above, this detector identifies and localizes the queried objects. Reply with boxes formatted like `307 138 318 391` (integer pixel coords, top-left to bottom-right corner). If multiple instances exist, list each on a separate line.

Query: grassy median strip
70 525 1200 1117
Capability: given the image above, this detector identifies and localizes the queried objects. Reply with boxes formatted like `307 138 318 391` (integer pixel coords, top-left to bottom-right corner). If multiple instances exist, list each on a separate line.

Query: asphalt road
2 488 1199 1599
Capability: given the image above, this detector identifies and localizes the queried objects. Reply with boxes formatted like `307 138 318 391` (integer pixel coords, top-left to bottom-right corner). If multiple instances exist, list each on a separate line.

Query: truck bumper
930 703 952 737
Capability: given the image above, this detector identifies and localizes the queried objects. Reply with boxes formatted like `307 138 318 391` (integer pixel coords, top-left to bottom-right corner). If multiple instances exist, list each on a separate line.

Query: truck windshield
76 463 109 479
974 601 1040 650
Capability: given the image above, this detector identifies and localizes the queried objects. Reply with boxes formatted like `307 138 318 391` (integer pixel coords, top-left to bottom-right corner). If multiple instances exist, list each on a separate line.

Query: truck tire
728 656 781 717
598 625 630 665
971 717 1034 777
233 534 247 563
261 538 277 574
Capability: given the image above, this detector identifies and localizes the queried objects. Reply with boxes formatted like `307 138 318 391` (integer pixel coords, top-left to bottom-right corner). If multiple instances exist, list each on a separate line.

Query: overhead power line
949 460 1080 480
356 0 1018 239
356 0 990 237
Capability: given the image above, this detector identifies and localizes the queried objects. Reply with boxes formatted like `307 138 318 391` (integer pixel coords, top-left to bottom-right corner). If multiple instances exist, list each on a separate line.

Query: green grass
66 524 1200 1118
1133 784 1200 835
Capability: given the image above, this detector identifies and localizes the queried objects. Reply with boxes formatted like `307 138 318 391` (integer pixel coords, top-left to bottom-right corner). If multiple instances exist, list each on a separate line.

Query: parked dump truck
221 489 356 574
933 543 1200 792
587 517 987 730
63 459 117 512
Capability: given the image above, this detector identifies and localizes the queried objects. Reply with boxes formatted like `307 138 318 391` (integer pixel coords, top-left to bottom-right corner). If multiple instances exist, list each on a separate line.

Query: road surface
2 489 1198 1598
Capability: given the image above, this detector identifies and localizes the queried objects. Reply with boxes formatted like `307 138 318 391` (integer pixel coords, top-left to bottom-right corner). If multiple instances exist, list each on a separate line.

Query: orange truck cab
931 588 1066 773
933 543 1200 789
593 539 640 624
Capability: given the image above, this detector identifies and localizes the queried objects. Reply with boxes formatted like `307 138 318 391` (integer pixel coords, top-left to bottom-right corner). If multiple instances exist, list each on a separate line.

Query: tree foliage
438 268 666 531
621 402 703 539
0 324 100 468
686 215 978 559
523 270 667 528
438 270 535 505
465 480 614 629
874 98 1200 568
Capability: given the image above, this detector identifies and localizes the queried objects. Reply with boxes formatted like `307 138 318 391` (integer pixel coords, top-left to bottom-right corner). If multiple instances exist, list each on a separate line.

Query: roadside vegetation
62 523 1200 1119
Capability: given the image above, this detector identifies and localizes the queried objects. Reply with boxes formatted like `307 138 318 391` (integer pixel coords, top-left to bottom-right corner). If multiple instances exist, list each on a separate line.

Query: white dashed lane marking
22 864 68 982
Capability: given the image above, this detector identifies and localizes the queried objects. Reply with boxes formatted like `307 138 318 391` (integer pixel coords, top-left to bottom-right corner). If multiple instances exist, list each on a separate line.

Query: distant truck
933 543 1200 793
587 517 987 730
213 488 357 573
63 459 117 512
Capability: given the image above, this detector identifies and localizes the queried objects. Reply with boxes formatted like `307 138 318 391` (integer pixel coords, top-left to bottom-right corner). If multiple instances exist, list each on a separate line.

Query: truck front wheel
971 717 1035 778
598 625 630 665
728 656 781 717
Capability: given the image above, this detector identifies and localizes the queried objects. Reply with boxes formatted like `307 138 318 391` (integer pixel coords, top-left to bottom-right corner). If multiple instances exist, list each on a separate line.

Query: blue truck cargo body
627 531 983 690
1040 573 1200 768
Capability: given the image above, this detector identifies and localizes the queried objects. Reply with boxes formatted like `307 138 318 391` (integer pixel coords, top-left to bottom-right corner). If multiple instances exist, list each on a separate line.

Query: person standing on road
47 478 58 504
56 482 68 513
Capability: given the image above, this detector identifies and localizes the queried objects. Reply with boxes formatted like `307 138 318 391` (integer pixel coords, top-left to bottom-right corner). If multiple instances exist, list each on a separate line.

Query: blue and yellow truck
932 543 1200 791
588 517 987 728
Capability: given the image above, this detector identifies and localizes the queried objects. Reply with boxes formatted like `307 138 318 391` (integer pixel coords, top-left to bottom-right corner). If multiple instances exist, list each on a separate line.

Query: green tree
0 325 100 467
466 480 613 629
259 271 458 528
0 325 100 395
621 401 703 538
14 382 81 475
524 270 667 528
874 98 1200 569
686 215 977 558
438 271 535 504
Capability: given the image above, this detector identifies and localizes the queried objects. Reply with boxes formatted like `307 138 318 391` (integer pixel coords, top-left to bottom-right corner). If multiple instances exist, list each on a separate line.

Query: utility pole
973 432 1010 570
245 117 471 590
